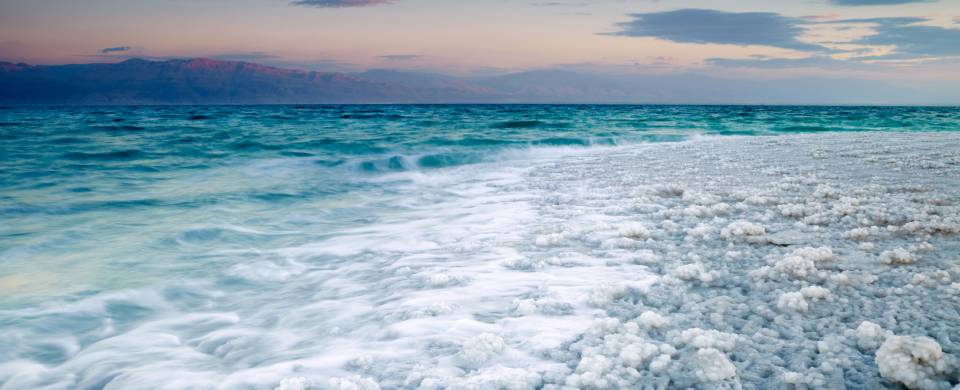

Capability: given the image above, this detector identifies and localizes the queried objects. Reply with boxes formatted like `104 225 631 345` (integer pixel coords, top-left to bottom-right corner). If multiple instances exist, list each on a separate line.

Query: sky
1 0 959 82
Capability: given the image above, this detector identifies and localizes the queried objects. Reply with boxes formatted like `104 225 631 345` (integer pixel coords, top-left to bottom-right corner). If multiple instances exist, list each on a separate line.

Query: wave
61 149 147 161
345 136 690 174
228 140 285 151
490 120 544 129
1 198 163 216
489 120 573 129
49 137 89 145
88 124 146 131
775 125 834 133
530 137 591 146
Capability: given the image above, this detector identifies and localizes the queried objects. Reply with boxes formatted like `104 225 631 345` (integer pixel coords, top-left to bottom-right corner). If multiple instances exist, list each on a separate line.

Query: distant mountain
353 69 500 100
0 58 951 105
0 58 485 104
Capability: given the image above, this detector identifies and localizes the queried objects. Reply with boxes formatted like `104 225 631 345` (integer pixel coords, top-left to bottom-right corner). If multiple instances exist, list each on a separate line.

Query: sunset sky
1 0 959 81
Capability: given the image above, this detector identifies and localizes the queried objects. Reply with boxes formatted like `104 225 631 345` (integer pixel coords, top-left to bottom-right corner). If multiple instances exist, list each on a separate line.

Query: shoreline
1 132 959 389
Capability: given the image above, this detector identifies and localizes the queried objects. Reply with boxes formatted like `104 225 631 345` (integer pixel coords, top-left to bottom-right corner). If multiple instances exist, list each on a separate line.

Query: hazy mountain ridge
1 58 417 104
0 58 950 105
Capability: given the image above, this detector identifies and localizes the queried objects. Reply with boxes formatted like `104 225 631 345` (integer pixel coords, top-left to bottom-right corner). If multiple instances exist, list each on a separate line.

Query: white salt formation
720 220 766 240
880 247 920 265
855 321 891 351
876 336 957 390
456 333 507 369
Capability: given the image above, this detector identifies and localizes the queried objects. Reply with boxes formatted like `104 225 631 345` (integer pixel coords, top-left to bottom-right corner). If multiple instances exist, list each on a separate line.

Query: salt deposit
880 247 920 265
720 220 766 240
514 132 960 389
876 336 957 390
777 291 810 312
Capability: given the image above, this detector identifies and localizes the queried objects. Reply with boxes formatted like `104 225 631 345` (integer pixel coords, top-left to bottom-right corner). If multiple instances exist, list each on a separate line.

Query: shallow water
1 105 959 389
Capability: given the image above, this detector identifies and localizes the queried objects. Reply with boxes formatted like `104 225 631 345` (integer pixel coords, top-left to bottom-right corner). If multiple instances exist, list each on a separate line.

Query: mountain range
0 58 954 105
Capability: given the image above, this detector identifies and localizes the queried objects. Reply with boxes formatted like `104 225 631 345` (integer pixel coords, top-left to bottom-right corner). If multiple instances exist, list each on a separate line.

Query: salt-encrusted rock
618 341 661 368
619 223 650 240
276 376 381 390
534 233 564 247
771 246 834 279
783 371 808 385
876 335 957 390
637 311 667 329
745 195 769 205
501 256 546 271
720 220 766 240
855 321 891 351
902 221 960 236
682 205 710 219
456 333 506 369
567 355 615 388
276 378 312 390
777 291 809 313
880 248 919 265
950 283 960 294
426 273 452 287
328 376 382 390
649 354 672 373
800 285 831 300
844 227 873 241
586 284 630 307
814 184 839 199
632 249 659 264
790 247 836 263
711 202 732 215
691 348 737 382
779 203 807 218
675 328 738 352
672 263 717 283
448 365 542 390
684 223 714 241
775 255 817 279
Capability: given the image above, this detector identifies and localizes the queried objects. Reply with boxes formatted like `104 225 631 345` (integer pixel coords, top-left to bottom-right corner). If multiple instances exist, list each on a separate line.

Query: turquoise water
1 105 959 389
4 105 956 297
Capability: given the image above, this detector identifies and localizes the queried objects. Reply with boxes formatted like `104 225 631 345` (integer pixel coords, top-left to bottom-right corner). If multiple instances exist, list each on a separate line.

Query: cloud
840 17 960 57
379 54 423 61
609 9 826 52
531 2 591 15
100 46 132 54
828 0 936 5
705 56 875 70
291 0 393 7
704 15 960 70
530 2 588 6
550 58 685 73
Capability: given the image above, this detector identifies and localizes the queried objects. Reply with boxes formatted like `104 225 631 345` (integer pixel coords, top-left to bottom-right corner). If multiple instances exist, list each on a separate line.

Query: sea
1 105 959 389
